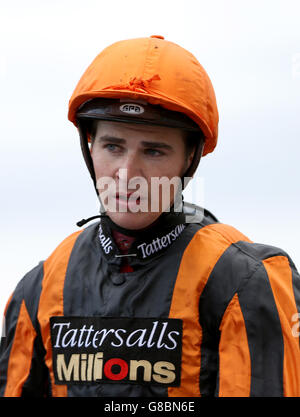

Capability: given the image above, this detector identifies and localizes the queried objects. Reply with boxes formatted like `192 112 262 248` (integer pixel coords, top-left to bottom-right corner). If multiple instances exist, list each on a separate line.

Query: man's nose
116 151 143 181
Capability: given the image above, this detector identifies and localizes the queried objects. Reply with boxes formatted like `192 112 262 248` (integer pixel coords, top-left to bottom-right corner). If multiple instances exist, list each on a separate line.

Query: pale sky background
0 0 299 316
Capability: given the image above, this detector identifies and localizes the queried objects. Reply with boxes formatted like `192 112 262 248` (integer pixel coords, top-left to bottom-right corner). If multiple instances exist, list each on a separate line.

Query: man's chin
106 211 161 231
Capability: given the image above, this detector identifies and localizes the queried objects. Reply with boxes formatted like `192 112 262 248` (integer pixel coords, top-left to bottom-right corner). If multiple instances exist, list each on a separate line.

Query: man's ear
188 147 196 167
185 146 196 174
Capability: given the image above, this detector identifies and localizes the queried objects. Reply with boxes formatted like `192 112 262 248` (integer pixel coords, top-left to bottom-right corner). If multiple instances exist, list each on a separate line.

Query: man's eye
104 144 121 152
145 148 164 156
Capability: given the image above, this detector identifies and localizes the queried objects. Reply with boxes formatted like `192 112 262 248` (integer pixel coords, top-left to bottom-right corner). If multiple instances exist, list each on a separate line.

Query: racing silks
0 205 300 397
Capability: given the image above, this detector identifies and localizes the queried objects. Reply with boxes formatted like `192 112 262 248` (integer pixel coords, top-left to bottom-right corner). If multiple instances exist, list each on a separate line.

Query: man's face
90 120 194 230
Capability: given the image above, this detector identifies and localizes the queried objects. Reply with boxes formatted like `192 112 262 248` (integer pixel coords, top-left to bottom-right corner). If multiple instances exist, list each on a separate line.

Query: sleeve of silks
0 263 49 397
217 253 300 397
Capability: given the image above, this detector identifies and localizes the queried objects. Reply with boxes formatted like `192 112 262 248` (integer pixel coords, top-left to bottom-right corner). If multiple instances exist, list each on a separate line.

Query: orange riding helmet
68 35 219 187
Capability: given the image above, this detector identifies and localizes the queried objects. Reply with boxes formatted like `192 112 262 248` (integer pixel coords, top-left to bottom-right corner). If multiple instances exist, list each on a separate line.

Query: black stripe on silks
22 262 44 326
21 336 50 397
238 264 284 397
0 279 24 396
0 262 49 397
63 222 205 318
20 262 49 396
235 241 290 262
63 221 204 397
290 261 300 348
198 329 220 397
238 240 300 349
198 242 261 396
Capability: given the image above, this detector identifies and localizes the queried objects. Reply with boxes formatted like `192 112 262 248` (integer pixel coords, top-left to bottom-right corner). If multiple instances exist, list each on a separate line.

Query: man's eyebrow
141 141 173 150
98 135 173 150
98 135 125 144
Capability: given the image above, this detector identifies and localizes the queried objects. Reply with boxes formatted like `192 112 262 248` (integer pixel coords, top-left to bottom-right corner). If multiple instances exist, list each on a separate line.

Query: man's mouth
116 192 142 201
99 191 148 212
115 193 142 205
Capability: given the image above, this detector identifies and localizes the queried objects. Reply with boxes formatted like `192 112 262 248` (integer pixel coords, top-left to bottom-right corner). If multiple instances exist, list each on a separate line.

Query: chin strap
76 196 109 227
76 214 106 227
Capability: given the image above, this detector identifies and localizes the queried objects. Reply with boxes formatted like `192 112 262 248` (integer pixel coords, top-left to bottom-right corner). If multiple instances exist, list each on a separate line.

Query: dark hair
87 120 98 143
185 132 198 159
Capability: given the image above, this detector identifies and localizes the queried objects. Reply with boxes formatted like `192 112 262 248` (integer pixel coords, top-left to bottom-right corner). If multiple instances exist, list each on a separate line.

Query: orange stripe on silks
4 300 36 397
168 223 251 397
218 294 251 397
37 230 82 397
263 256 300 397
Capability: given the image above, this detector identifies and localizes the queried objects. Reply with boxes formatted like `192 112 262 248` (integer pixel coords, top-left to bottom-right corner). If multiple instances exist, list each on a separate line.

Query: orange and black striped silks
1 220 299 397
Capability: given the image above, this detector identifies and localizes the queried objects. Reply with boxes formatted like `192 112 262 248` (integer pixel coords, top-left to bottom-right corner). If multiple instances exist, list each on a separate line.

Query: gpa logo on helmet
120 103 144 115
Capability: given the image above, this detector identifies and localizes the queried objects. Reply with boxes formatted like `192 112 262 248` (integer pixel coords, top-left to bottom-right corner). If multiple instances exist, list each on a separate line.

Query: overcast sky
0 0 300 316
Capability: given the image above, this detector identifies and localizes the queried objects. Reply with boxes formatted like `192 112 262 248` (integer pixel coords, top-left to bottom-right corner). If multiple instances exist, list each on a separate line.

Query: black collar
77 201 217 266
98 208 187 265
